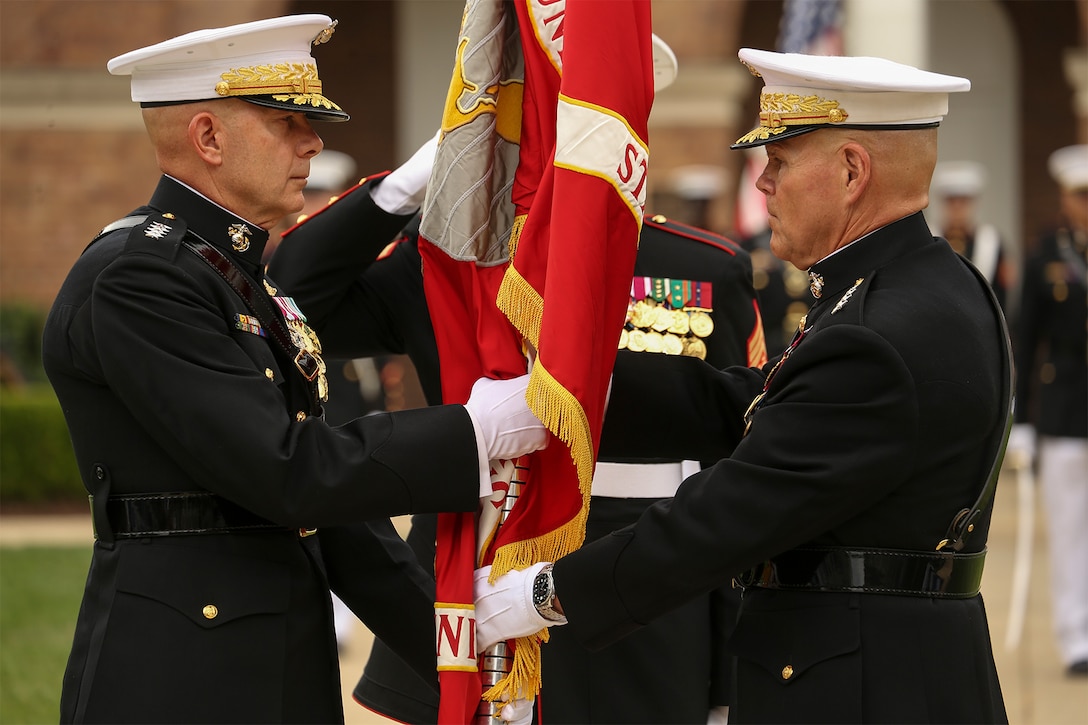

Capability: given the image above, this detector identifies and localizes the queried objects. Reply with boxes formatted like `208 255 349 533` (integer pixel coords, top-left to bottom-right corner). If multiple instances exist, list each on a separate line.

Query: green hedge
0 385 85 503
1 303 48 384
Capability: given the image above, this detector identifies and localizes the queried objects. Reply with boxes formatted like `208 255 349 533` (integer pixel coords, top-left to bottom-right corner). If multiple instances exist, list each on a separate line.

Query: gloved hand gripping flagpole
475 467 522 724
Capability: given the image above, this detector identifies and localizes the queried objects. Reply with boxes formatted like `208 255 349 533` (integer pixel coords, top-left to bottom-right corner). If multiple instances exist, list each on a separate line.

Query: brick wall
1 0 1084 314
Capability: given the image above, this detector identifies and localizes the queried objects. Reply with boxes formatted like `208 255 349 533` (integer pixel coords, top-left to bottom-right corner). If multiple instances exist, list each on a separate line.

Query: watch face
533 572 549 607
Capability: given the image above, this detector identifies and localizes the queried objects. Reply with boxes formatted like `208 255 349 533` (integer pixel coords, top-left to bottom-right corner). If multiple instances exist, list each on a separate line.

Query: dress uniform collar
807 212 933 305
149 175 270 272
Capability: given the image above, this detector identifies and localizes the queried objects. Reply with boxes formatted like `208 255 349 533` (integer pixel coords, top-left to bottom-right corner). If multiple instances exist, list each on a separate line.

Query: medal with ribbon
620 276 715 359
743 313 809 435
271 293 329 402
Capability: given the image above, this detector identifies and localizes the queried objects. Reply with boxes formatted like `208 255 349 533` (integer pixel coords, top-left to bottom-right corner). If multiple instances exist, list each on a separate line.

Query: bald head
142 100 242 177
757 126 940 269
825 126 938 219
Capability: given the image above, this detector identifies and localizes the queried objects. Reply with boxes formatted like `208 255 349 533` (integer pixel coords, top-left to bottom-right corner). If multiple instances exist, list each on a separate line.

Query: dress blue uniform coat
1014 225 1087 437
43 176 482 723
553 213 1009 723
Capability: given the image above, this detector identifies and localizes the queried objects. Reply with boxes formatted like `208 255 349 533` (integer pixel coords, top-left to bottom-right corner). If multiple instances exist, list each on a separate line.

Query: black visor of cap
140 95 349 122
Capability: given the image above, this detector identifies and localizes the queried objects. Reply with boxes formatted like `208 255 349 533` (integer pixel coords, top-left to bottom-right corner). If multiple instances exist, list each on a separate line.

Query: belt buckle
299 527 318 537
733 562 766 589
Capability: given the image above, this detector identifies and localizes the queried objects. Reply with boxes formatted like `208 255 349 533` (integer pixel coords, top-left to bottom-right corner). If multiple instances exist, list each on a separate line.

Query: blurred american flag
777 0 844 55
734 0 844 240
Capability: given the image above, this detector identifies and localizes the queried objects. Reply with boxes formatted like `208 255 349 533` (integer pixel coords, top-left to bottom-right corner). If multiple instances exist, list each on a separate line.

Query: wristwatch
531 564 565 622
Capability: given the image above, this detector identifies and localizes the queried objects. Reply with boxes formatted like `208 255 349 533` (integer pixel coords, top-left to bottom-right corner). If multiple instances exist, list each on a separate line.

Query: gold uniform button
651 214 667 223
781 664 794 680
265 368 275 381
296 411 307 421
163 212 176 219
202 604 218 620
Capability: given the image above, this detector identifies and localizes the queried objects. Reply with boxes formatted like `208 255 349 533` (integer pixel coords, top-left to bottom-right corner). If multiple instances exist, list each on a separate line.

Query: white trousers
1039 436 1088 665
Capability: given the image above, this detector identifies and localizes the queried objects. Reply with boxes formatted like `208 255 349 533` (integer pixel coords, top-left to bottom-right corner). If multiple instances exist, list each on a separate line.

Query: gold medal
644 331 664 353
286 318 329 402
689 311 714 338
668 309 690 335
629 301 654 329
627 329 648 352
648 302 665 330
662 333 684 355
683 336 707 360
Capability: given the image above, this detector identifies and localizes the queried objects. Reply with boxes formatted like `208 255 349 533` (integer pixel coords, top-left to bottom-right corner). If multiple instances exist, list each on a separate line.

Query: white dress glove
370 131 439 214
499 693 535 725
463 375 548 462
1006 423 1036 468
474 562 562 652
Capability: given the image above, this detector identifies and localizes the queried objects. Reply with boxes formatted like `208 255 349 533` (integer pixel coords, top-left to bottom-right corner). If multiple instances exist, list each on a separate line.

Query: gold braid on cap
735 92 850 145
215 63 343 111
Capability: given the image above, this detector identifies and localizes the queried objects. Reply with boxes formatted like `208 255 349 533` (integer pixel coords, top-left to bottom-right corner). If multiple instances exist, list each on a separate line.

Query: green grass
0 547 90 724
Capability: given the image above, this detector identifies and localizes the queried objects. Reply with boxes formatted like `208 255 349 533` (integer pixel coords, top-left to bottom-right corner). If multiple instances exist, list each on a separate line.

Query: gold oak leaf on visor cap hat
1048 145 1088 192
732 48 970 149
107 14 349 122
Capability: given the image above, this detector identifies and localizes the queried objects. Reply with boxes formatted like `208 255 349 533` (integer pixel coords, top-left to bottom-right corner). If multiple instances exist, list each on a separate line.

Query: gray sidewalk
3 471 1086 723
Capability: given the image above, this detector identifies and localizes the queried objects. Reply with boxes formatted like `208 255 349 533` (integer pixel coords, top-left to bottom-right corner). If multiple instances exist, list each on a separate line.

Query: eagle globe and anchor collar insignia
229 223 252 252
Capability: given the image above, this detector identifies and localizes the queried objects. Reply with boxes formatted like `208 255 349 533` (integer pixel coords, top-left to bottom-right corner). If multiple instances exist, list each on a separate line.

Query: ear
188 111 224 167
840 142 870 203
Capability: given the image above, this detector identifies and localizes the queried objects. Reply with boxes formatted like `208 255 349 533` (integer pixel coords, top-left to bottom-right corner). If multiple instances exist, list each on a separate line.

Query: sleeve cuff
464 404 493 497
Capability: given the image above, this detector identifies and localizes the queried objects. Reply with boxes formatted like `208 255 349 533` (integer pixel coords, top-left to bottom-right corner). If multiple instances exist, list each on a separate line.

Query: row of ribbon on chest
620 276 715 360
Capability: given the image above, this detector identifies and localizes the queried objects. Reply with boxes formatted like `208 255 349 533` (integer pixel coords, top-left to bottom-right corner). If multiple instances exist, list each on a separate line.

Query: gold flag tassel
482 359 597 703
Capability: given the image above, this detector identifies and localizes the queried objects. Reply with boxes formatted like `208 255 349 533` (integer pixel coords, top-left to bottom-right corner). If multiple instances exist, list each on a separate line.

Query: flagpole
475 474 523 723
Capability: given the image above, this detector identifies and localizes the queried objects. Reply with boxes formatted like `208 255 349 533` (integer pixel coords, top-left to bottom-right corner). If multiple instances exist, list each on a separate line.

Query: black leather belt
95 492 290 539
735 546 986 599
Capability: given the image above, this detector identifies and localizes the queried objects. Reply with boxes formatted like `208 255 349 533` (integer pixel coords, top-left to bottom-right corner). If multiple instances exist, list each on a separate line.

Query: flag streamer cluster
420 0 655 718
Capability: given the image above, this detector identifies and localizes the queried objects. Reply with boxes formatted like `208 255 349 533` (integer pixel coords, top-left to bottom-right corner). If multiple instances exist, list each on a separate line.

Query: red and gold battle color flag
421 0 654 720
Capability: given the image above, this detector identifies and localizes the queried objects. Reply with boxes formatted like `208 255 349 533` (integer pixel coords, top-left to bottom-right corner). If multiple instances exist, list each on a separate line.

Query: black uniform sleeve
89 249 478 527
556 324 921 649
268 176 415 334
320 519 439 692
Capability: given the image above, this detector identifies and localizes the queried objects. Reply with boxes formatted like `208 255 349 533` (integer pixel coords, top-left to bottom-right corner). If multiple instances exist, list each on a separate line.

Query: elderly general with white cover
475 48 1011 723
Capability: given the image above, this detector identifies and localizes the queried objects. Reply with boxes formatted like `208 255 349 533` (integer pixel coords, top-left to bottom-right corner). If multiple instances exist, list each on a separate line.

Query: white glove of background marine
370 131 439 214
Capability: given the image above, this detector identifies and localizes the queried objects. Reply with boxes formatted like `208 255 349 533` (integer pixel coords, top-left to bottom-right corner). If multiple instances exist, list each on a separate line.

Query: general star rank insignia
144 221 173 239
832 278 865 314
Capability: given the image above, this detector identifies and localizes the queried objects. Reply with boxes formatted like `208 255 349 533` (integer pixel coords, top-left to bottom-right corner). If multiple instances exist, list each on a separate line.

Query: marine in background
929 160 1015 313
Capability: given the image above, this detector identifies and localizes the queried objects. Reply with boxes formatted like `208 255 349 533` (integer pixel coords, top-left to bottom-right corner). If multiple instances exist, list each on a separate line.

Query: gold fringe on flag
482 358 598 703
496 264 543 351
507 213 527 259
481 630 550 704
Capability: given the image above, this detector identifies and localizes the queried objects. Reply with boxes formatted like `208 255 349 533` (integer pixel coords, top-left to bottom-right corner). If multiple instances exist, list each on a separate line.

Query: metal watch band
532 565 565 622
